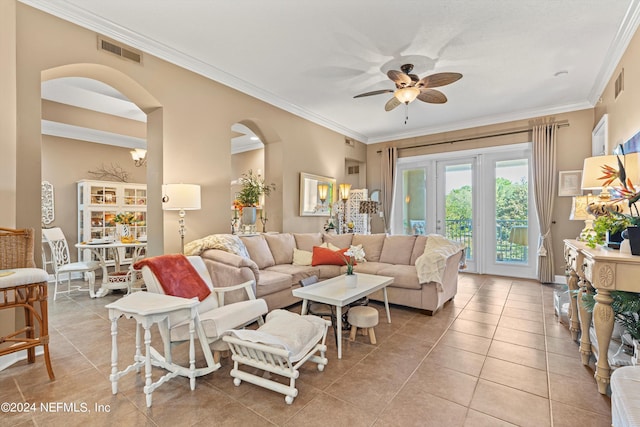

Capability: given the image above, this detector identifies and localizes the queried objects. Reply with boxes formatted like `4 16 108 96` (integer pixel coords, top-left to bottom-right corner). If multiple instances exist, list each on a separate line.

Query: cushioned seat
347 306 379 345
264 264 319 285
255 270 293 295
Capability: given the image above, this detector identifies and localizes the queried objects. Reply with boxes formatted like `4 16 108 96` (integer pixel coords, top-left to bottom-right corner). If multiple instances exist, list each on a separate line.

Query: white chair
42 227 101 300
137 255 268 375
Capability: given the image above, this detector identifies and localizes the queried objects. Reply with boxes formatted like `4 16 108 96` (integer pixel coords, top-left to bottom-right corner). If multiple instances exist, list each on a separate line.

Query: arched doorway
40 64 164 257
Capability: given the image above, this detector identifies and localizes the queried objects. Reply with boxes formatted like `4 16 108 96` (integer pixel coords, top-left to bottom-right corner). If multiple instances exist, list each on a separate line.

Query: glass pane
444 163 473 259
495 159 529 263
402 169 426 234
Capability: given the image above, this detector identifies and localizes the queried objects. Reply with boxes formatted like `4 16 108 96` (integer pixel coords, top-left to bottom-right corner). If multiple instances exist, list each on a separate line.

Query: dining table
75 239 147 297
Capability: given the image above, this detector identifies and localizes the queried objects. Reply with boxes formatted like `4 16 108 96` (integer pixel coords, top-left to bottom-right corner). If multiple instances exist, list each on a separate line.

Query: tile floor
0 274 613 426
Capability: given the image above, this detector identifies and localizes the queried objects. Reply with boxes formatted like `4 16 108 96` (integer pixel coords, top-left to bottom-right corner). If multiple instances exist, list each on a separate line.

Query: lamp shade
359 200 379 215
339 183 352 201
581 153 640 190
162 184 201 210
317 184 329 202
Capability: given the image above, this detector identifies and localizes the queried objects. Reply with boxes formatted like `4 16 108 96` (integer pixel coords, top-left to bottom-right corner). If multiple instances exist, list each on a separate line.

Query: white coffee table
292 273 392 359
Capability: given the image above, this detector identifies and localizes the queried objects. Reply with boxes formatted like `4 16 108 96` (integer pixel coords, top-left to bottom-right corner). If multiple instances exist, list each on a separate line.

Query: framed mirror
370 189 381 203
299 172 336 216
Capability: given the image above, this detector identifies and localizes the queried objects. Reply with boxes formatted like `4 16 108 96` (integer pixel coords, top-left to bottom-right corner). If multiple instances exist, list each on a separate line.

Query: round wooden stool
347 306 378 344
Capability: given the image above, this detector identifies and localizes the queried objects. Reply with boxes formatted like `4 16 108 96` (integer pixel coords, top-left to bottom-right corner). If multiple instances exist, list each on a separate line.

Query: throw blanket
184 234 250 258
134 254 211 301
415 234 466 291
224 309 325 362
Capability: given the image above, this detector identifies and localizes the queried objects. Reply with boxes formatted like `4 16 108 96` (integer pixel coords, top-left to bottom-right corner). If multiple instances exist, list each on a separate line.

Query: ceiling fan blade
416 72 463 89
385 96 401 111
387 70 412 87
353 89 394 98
418 89 448 104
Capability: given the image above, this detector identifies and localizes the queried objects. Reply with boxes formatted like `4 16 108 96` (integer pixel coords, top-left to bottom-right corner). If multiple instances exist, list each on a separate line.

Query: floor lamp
162 184 201 254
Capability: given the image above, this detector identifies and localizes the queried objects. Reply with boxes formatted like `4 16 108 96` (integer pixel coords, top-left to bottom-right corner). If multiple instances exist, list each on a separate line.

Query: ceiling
26 0 640 144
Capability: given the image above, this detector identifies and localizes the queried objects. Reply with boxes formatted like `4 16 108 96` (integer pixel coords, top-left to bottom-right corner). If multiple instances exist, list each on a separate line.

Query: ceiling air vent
98 36 142 64
615 68 624 99
345 138 355 147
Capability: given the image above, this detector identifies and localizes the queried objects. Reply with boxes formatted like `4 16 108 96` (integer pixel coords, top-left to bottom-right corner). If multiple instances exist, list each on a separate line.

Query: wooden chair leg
349 326 357 341
368 328 377 345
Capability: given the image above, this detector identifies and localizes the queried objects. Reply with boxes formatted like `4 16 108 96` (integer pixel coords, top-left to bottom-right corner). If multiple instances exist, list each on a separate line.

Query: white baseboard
0 347 44 372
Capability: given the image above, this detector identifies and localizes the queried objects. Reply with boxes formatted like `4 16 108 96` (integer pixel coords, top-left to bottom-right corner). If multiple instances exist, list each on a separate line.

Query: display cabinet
78 180 147 265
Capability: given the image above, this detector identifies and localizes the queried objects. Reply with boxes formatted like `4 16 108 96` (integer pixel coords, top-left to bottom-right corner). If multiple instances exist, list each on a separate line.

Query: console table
564 239 640 394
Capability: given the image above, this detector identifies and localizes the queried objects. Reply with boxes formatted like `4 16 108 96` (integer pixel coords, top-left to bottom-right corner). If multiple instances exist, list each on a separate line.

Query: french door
394 144 538 278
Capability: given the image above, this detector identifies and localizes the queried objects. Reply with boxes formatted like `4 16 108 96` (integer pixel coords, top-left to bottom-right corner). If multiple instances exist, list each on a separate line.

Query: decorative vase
606 230 624 249
345 273 357 288
626 226 640 256
242 207 257 226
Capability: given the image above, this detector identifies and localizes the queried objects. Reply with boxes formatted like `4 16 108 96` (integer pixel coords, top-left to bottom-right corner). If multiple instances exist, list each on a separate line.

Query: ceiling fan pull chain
404 103 409 124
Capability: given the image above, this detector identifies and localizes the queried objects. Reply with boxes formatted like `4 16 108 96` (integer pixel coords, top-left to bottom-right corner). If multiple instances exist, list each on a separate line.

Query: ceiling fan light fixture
394 87 420 104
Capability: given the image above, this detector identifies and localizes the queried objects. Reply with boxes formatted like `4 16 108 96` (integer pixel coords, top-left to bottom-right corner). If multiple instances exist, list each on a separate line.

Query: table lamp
162 183 201 253
569 195 595 240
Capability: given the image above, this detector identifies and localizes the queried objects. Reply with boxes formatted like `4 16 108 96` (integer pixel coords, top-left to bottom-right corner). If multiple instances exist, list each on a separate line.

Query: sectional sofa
189 232 465 315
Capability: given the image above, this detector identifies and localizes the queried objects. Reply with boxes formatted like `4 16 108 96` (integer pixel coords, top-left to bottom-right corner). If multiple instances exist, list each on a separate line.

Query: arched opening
40 64 164 259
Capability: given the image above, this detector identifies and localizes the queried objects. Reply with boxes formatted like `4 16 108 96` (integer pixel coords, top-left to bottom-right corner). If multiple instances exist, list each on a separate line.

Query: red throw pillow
311 246 356 267
134 254 211 301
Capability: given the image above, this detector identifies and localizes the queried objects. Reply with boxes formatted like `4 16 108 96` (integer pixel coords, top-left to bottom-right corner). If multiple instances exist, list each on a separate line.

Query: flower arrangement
236 170 276 207
114 212 136 224
343 245 365 275
599 151 640 225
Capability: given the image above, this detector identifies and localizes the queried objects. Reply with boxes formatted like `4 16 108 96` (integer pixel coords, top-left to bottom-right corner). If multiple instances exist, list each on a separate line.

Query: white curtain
531 123 557 283
381 147 397 234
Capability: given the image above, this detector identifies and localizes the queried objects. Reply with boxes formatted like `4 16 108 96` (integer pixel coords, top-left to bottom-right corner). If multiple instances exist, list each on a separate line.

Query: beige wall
41 135 147 261
367 109 595 278
595 22 640 150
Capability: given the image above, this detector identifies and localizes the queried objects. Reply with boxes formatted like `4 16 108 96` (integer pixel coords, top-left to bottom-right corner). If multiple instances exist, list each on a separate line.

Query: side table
105 292 200 407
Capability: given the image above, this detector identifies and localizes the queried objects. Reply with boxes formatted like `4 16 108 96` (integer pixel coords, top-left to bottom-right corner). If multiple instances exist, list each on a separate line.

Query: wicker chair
0 227 54 379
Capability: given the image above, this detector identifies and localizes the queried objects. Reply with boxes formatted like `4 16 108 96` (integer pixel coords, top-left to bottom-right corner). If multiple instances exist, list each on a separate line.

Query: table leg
383 287 391 323
336 306 342 359
567 268 580 341
593 287 615 395
109 313 119 394
300 299 308 315
578 278 593 365
88 248 109 297
188 308 196 391
143 324 153 407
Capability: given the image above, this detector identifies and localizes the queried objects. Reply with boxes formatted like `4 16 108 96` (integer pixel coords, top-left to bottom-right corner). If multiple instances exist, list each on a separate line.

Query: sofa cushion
265 233 296 265
255 270 293 296
322 233 353 249
377 264 420 290
352 234 386 262
265 264 319 286
351 261 386 275
379 235 416 265
294 233 323 252
410 235 429 265
293 248 313 266
240 235 275 269
316 264 342 279
311 246 351 266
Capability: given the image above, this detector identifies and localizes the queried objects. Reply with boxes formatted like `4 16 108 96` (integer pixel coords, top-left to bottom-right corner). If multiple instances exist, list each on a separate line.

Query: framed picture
299 172 336 216
592 114 608 156
558 170 583 197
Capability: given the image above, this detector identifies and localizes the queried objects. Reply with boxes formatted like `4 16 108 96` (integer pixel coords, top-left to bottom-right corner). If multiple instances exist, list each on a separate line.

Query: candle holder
260 215 268 233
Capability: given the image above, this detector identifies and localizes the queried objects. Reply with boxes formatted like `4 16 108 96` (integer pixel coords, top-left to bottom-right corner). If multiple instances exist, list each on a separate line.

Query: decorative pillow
293 248 313 266
293 233 323 252
134 254 211 301
265 233 296 265
240 235 276 269
184 234 250 258
311 246 355 266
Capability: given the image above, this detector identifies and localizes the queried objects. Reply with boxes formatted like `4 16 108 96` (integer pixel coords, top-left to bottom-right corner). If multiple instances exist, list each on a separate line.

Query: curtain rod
375 121 570 153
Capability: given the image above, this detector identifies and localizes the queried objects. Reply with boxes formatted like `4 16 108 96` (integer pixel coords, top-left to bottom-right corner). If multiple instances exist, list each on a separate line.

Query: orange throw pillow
311 246 356 266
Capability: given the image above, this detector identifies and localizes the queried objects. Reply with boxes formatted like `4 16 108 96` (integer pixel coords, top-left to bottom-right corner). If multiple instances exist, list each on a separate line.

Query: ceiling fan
354 64 462 114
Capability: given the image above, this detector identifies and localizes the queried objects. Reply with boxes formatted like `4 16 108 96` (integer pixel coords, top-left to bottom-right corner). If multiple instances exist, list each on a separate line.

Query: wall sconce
130 148 147 167
318 183 329 204
162 183 201 254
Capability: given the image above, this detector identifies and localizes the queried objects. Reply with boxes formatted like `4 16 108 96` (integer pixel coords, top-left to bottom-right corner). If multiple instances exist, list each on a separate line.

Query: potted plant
584 213 631 248
235 170 275 225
